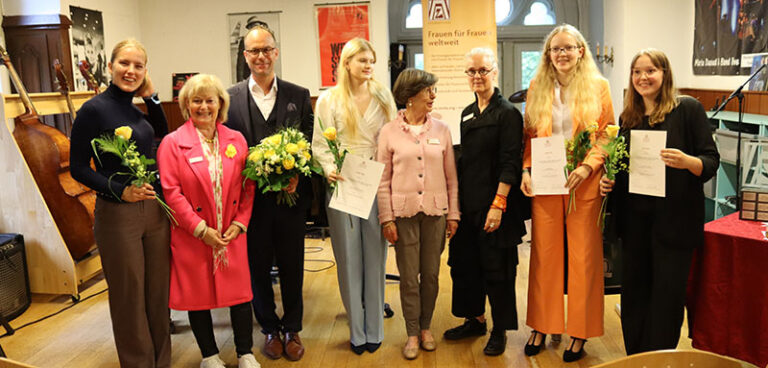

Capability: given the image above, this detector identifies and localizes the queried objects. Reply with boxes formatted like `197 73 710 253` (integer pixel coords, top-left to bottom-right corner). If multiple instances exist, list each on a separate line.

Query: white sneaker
238 353 261 368
200 354 226 368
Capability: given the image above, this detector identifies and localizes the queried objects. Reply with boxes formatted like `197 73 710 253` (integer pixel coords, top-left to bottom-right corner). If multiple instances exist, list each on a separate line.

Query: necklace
204 137 215 144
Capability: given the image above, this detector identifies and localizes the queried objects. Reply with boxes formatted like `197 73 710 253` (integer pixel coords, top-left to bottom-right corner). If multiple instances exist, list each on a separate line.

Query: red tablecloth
687 213 768 367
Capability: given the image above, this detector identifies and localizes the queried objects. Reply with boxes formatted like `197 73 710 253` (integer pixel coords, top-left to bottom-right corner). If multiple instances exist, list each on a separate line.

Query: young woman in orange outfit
520 24 615 362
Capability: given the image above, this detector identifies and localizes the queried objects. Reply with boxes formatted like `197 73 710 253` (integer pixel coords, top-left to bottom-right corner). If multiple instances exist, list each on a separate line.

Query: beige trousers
394 213 446 336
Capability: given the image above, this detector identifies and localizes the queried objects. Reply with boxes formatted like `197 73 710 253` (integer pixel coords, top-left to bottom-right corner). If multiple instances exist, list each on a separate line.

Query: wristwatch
145 92 161 104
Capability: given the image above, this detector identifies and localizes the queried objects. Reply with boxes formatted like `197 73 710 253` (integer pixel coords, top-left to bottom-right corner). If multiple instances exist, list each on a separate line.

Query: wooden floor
0 235 694 368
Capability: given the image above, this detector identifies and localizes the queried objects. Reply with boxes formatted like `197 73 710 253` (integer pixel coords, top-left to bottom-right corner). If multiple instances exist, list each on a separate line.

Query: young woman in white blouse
311 37 396 354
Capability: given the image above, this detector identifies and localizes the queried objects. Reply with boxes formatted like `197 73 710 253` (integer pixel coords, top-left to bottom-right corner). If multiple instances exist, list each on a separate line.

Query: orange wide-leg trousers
526 174 604 339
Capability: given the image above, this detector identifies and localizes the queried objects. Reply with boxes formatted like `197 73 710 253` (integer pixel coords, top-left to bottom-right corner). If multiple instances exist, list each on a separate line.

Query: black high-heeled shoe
524 330 547 356
562 337 587 362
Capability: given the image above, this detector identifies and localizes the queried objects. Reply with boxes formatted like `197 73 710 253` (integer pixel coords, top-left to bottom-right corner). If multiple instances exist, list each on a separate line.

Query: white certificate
329 155 385 219
531 136 569 195
629 130 667 197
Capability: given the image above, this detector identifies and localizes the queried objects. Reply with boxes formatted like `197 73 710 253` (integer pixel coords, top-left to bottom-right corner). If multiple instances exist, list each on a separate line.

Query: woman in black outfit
443 47 526 356
601 48 719 355
70 39 171 367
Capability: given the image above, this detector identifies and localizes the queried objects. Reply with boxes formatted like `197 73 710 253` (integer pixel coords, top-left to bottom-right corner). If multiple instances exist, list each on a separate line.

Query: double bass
0 45 97 260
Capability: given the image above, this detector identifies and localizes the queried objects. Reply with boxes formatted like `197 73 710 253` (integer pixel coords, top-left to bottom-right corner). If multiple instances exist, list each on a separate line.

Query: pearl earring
407 100 413 107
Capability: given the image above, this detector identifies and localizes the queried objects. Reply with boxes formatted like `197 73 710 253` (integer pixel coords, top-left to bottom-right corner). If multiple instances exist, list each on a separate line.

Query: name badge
189 156 203 163
462 113 474 122
428 138 440 145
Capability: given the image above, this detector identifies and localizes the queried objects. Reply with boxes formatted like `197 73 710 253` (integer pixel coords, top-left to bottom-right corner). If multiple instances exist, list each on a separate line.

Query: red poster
316 4 370 87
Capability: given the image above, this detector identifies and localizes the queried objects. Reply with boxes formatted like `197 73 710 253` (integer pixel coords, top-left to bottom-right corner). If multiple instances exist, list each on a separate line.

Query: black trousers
189 302 253 358
247 193 306 334
448 211 518 330
620 199 694 355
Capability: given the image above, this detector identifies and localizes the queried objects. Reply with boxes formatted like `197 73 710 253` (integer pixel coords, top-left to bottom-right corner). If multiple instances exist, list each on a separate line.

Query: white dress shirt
248 76 278 120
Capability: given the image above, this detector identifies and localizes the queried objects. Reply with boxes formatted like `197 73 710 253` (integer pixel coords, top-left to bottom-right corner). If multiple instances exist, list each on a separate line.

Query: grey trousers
94 198 171 368
394 213 446 336
326 193 387 346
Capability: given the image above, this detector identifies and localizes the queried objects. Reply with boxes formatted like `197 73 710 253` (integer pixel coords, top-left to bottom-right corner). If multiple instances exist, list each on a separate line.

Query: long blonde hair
620 48 678 129
525 24 604 133
330 38 395 137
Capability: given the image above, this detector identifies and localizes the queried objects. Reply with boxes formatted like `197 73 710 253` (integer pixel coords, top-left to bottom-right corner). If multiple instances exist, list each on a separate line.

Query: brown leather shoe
283 332 305 361
262 332 283 360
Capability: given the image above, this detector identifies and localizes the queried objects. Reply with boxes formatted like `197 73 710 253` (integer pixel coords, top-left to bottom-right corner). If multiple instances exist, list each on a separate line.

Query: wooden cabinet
2 14 74 136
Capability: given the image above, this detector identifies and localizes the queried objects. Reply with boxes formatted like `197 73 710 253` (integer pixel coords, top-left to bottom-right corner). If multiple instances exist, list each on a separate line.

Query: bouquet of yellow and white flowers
242 127 322 207
316 118 348 192
598 124 628 230
91 126 177 224
565 122 599 214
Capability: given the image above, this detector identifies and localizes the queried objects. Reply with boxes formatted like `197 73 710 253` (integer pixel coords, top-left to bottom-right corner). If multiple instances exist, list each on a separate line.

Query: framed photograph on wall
172 72 198 102
315 3 370 88
70 6 108 92
227 11 282 84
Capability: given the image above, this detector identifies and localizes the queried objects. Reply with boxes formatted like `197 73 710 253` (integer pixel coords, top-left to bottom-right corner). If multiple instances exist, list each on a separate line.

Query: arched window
524 1 556 25
405 2 422 29
496 0 514 25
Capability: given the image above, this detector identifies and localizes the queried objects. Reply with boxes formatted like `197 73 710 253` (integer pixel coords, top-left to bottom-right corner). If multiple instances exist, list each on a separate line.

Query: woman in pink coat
158 74 259 368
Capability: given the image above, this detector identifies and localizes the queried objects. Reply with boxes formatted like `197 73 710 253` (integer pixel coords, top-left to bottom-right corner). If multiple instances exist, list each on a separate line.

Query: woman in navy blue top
70 38 171 368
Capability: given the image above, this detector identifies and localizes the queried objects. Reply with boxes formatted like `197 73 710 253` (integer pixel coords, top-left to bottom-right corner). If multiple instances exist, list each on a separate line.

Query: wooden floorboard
0 236 694 367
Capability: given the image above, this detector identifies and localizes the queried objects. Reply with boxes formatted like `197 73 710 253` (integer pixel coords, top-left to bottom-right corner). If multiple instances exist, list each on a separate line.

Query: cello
1 45 97 260
78 60 101 95
53 59 76 136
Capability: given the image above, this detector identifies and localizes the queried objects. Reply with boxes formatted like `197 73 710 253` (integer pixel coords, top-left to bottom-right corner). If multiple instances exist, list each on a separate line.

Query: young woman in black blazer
601 49 719 355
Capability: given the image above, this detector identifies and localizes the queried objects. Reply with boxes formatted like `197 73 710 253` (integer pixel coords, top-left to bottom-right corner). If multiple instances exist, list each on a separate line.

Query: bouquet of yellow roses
91 126 177 224
242 127 322 207
598 124 628 230
564 122 599 214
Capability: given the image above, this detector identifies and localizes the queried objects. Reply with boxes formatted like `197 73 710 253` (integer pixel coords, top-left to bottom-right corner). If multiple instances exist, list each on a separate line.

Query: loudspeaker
0 234 31 322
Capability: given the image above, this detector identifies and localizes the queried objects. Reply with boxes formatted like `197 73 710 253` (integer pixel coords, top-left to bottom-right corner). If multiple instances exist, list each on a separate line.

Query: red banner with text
316 4 370 88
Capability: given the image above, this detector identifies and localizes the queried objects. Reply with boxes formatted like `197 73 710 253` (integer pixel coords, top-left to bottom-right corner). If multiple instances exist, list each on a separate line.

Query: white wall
603 0 750 114
137 0 390 100
2 0 59 15
61 0 145 58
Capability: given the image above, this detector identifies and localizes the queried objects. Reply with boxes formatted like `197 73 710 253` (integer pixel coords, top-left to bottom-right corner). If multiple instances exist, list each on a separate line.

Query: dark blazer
614 96 720 250
456 87 527 246
225 77 314 208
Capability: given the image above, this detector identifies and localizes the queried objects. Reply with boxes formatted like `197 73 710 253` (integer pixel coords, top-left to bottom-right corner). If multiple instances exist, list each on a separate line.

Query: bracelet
491 194 507 212
522 167 530 175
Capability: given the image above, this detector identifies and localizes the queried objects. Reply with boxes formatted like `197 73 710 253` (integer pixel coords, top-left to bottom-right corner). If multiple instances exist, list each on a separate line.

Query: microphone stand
710 63 766 210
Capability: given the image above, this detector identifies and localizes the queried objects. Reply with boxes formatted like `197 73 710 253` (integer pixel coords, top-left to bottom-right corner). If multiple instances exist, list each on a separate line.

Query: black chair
508 89 528 103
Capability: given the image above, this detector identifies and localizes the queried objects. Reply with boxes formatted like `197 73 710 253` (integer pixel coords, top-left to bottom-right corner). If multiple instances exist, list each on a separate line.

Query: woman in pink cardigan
377 68 460 359
157 74 258 368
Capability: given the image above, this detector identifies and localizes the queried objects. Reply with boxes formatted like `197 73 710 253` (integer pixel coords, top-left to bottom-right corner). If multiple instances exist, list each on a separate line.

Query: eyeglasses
549 45 580 54
632 68 661 78
245 47 276 56
465 67 495 77
423 86 437 95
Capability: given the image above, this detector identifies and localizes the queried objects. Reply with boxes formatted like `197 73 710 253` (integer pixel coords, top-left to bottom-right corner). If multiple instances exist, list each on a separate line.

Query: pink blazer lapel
177 121 215 209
